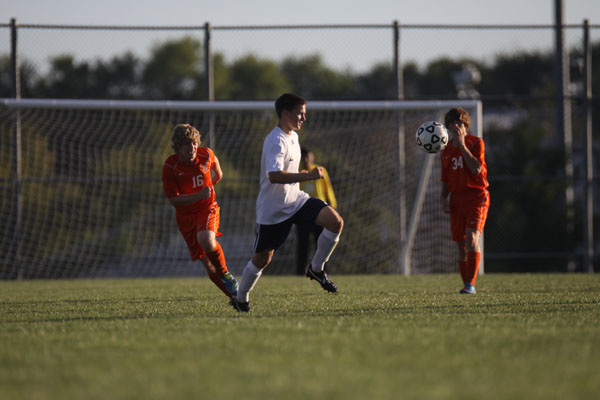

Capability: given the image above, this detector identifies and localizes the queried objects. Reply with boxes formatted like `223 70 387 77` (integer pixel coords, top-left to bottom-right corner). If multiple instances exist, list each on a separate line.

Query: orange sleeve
472 138 485 164
208 148 215 177
440 150 450 183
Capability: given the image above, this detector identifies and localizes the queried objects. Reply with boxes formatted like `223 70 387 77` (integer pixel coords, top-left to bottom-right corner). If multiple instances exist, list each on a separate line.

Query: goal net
0 99 481 278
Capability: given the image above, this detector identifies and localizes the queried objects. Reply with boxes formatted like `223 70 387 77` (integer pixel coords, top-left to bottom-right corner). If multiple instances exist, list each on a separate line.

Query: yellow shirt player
296 148 338 275
299 148 338 209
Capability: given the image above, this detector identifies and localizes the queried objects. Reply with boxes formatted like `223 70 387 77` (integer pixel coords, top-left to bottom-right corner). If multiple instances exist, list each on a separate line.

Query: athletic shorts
254 197 328 253
449 189 490 242
176 204 221 261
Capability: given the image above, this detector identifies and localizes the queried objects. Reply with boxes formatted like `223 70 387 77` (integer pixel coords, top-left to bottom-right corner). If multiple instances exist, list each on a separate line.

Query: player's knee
321 208 343 233
252 250 273 269
333 215 344 233
197 231 216 251
199 239 216 252
466 241 479 253
465 230 480 252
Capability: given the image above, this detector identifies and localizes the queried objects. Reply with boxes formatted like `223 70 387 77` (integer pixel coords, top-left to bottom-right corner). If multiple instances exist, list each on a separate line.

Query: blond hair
171 124 201 152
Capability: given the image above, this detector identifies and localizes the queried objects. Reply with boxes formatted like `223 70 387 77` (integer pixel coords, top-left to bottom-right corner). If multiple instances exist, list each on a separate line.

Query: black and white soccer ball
415 121 449 153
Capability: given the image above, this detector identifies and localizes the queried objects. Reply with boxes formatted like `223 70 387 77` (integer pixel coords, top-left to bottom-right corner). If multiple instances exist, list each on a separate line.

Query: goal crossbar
2 98 480 112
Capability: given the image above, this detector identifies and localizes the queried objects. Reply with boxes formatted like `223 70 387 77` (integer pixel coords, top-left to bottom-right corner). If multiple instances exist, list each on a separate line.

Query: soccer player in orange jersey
441 108 490 294
162 124 238 300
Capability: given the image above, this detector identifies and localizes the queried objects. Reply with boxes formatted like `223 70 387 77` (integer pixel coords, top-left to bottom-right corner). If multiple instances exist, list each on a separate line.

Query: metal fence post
393 20 403 101
394 21 408 274
10 18 20 99
10 18 23 279
204 22 216 148
582 19 594 273
554 0 575 251
204 22 214 102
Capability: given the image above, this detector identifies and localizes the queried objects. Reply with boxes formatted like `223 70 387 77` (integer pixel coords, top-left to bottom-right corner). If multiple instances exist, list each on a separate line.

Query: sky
2 0 599 73
4 0 598 26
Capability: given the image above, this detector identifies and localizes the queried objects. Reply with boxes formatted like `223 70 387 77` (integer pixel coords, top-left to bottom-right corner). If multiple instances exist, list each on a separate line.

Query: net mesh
0 100 480 278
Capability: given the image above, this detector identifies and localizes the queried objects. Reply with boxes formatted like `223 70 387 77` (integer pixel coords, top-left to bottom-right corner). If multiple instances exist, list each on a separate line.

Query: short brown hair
444 108 471 130
171 124 201 152
275 93 306 118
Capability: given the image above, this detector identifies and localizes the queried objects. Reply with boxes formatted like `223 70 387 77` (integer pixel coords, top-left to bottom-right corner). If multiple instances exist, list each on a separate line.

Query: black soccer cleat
230 296 251 313
306 264 338 293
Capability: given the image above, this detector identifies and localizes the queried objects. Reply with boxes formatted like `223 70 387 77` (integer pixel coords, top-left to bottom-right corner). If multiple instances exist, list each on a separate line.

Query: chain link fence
1 21 599 274
1 22 597 77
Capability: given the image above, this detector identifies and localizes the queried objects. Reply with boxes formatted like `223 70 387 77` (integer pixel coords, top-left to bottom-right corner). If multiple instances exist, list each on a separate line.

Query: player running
231 93 344 312
441 108 490 294
162 123 239 300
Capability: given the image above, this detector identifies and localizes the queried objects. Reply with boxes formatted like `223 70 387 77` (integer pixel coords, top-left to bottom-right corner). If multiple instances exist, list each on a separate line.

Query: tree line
1 36 599 272
2 36 598 103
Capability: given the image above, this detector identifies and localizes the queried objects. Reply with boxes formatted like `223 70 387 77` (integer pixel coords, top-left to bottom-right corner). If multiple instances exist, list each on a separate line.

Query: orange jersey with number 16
162 147 217 217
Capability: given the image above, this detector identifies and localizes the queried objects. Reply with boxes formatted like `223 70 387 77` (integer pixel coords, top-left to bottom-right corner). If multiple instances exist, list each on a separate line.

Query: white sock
236 260 262 303
310 229 340 272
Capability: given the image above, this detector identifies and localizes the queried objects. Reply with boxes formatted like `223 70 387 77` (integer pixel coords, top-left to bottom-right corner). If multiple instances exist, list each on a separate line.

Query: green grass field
1 274 599 400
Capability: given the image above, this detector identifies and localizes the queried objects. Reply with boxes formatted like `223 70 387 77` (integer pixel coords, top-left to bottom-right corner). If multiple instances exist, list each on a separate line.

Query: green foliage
0 275 598 400
21 122 55 176
93 52 142 99
142 36 204 99
419 57 464 97
2 36 598 104
1 113 179 278
484 117 572 268
226 55 292 100
0 55 11 97
281 54 358 99
480 51 554 98
36 55 93 98
0 55 38 97
356 62 396 99
28 52 144 99
213 53 232 100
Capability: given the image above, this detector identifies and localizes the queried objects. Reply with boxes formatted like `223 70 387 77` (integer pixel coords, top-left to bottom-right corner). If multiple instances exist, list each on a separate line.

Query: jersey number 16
191 175 204 188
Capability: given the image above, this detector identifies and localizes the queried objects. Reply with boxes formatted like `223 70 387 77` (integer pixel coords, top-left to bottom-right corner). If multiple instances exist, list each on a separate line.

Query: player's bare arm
458 142 482 176
167 186 212 207
268 167 324 184
451 122 481 175
211 156 223 185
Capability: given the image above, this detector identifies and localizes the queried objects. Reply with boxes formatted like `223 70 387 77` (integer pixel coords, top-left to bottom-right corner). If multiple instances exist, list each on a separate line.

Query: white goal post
1 98 481 278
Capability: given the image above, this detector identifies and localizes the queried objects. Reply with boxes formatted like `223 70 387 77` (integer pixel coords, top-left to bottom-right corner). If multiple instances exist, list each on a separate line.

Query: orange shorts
449 190 490 242
176 204 221 261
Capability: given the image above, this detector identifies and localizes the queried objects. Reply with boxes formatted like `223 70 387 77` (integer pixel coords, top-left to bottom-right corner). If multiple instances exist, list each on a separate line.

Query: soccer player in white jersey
231 93 344 312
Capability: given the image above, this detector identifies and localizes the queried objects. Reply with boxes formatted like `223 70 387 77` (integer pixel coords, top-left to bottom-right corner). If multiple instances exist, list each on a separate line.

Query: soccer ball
416 121 449 153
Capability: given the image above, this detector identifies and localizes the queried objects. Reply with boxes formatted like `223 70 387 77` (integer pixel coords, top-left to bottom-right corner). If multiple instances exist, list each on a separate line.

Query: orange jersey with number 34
440 134 488 193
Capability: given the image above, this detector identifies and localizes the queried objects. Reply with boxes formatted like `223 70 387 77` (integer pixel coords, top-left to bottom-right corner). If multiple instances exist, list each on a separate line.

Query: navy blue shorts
254 197 328 253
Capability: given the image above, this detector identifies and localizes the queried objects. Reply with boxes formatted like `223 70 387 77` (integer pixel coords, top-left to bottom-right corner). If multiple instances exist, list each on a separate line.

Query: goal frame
3 98 482 277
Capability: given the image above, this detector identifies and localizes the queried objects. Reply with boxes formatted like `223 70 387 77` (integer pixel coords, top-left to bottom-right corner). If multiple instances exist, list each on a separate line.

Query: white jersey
256 126 310 224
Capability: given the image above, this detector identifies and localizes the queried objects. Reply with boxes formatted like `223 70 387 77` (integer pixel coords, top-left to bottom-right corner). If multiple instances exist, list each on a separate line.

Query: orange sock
208 272 233 298
467 251 481 286
206 242 227 276
459 260 468 284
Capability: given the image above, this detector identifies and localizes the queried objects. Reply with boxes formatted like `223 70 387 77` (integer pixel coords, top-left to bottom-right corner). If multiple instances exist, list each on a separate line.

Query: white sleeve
266 137 286 173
